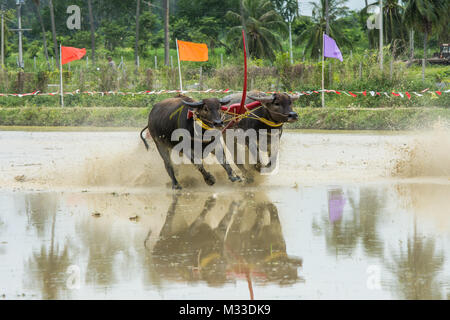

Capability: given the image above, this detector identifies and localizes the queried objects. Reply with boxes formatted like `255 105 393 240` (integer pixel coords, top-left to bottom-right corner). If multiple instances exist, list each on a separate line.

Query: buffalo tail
140 126 150 151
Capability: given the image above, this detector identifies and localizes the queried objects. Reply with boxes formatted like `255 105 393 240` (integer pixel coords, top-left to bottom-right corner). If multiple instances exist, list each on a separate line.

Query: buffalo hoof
244 176 254 184
229 175 242 183
204 174 216 186
172 184 182 190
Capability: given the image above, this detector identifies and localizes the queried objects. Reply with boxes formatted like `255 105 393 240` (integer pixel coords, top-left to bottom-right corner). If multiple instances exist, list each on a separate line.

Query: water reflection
23 194 72 300
384 183 449 300
327 188 345 223
313 187 385 257
1 182 448 299
149 193 303 296
23 193 59 238
385 227 445 300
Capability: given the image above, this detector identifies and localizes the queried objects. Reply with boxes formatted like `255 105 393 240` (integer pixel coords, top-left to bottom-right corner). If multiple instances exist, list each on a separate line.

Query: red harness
187 100 262 120
187 30 258 130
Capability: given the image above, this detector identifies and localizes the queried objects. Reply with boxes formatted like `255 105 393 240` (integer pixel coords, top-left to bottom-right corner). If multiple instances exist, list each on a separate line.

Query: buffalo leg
214 200 240 241
211 148 241 183
188 149 216 186
241 139 262 183
188 196 216 236
158 193 180 240
230 139 254 184
257 131 282 173
155 141 182 189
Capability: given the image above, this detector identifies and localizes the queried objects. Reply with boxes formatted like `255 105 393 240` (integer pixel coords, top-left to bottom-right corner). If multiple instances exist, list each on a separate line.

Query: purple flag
328 189 345 222
323 34 343 62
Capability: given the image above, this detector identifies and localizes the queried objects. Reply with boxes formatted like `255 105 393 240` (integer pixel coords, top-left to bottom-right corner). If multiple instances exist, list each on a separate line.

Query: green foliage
271 0 299 22
226 0 287 60
296 0 352 59
0 0 447 110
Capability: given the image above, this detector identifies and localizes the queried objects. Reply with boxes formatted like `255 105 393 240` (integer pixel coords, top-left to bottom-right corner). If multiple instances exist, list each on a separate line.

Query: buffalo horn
182 100 204 107
247 94 275 103
219 97 232 105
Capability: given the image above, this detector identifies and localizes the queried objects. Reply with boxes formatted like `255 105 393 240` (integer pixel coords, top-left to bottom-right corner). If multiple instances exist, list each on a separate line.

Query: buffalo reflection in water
148 193 303 289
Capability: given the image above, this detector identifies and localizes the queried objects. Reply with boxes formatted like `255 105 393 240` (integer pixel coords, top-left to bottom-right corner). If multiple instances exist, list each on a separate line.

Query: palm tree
382 0 407 55
32 0 50 69
435 2 449 44
272 0 299 63
226 0 287 60
403 0 444 64
164 0 169 66
135 0 141 68
48 0 58 64
296 0 350 59
87 0 95 65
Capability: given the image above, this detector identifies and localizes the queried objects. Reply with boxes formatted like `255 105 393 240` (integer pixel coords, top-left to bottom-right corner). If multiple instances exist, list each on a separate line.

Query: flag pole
239 29 247 114
176 38 183 92
59 43 64 107
321 32 325 108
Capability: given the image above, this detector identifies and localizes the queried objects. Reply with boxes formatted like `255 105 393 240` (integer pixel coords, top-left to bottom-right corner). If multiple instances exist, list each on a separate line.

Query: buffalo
140 94 241 189
222 91 299 182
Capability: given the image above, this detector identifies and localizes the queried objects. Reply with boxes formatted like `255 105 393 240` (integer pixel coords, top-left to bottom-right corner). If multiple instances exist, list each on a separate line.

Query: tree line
0 0 448 69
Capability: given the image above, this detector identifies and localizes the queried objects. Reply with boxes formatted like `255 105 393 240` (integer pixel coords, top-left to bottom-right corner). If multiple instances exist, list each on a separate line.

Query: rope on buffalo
221 105 284 128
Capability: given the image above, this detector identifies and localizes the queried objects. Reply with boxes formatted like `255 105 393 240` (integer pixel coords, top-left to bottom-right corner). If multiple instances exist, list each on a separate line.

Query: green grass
1 106 449 130
290 107 450 130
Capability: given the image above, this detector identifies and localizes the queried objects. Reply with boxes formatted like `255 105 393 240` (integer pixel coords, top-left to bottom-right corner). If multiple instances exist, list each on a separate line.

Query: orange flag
177 40 208 61
61 46 86 65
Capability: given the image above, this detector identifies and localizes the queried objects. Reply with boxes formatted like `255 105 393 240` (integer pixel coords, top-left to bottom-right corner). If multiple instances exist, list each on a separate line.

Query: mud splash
392 128 450 178
1 129 449 193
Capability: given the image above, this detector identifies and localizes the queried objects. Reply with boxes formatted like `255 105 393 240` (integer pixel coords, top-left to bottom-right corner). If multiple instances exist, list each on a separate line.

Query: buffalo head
247 93 299 123
183 97 231 128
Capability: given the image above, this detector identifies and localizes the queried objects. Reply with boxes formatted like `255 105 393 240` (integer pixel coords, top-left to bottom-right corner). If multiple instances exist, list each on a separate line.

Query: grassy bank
0 90 448 109
1 106 449 130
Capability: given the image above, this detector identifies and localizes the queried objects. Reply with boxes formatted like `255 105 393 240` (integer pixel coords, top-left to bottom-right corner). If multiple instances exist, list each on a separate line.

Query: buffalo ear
182 100 204 108
219 97 231 105
248 94 275 103
289 94 300 101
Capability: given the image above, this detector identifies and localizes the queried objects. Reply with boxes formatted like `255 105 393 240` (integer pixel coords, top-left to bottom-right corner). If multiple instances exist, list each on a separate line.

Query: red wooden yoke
187 29 255 130
221 100 261 113
186 100 261 120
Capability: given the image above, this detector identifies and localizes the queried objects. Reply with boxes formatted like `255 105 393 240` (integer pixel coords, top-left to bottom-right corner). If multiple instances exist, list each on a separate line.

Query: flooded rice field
0 128 449 299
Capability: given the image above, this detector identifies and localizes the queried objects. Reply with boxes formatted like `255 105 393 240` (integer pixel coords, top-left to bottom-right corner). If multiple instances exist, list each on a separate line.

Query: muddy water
0 129 449 300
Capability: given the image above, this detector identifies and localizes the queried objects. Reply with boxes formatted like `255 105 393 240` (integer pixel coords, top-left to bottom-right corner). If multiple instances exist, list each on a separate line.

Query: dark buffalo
140 94 240 189
222 91 299 182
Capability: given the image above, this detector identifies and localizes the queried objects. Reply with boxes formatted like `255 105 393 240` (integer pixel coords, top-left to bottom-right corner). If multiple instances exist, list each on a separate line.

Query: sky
300 0 367 16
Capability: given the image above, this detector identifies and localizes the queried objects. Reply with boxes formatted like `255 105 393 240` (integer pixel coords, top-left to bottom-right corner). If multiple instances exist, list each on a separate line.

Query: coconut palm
271 0 299 21
31 0 50 69
164 0 169 66
135 0 140 68
226 0 287 60
48 0 58 63
87 0 96 65
296 0 351 59
272 0 299 63
362 1 407 56
403 0 445 63
382 0 407 53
